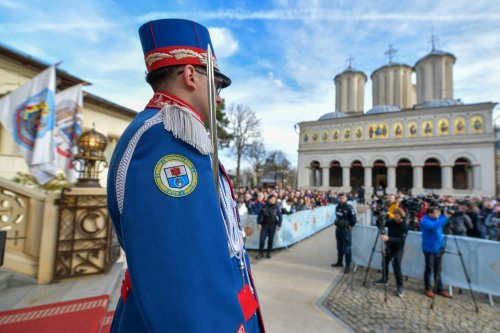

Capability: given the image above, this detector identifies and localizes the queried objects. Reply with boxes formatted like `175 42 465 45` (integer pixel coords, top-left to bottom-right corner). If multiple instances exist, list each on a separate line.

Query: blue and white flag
55 84 83 183
0 67 57 184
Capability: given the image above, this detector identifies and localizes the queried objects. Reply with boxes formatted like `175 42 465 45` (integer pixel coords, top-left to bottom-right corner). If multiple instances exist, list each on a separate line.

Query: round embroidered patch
154 154 198 197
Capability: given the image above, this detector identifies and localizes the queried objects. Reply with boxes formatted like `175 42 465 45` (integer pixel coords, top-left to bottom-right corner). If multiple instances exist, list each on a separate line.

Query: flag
0 66 57 184
54 84 83 183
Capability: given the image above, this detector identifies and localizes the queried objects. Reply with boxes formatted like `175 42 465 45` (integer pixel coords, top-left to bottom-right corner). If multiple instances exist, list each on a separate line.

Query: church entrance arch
329 161 342 187
423 158 441 189
350 160 364 191
309 161 322 187
453 157 472 190
396 158 413 194
372 160 387 192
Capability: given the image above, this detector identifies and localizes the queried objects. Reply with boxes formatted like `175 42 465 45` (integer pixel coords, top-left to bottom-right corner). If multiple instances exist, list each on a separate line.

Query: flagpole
206 44 220 200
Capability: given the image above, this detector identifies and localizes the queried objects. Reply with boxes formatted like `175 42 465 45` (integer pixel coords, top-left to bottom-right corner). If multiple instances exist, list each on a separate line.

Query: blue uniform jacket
107 103 264 333
420 214 448 254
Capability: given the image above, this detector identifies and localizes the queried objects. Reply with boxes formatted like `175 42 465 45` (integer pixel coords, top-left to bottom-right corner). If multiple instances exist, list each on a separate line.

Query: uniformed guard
331 193 357 273
107 19 265 333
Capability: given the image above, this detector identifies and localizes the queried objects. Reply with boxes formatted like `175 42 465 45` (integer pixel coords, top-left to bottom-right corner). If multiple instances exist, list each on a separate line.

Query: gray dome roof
415 49 456 67
318 111 349 120
370 62 413 78
365 105 401 115
334 67 367 81
416 99 464 109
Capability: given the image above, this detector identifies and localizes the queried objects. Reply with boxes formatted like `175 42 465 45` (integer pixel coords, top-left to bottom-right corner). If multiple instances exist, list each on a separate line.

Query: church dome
416 99 463 109
318 111 349 120
365 105 401 115
415 48 456 67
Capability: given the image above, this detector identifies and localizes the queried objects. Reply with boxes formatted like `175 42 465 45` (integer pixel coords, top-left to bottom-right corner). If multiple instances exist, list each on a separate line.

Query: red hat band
145 46 220 73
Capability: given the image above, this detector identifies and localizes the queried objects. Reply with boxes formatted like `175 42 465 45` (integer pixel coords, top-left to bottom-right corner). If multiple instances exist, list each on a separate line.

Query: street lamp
72 127 108 187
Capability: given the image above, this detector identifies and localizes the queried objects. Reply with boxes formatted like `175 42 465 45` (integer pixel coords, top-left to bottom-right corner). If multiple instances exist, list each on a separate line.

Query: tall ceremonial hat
138 18 231 88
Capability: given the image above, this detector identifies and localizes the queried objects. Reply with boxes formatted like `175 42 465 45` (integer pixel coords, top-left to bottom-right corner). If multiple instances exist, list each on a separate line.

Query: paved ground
3 201 498 333
248 225 352 333
324 266 500 333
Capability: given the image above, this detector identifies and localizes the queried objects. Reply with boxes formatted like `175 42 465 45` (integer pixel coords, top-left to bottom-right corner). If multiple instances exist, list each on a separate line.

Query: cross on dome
384 44 397 64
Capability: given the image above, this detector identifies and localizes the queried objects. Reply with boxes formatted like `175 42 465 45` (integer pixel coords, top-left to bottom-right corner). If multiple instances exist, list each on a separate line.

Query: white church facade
297 43 497 198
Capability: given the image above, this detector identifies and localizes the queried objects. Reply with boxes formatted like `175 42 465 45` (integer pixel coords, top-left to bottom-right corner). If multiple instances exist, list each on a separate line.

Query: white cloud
138 8 500 22
208 27 239 58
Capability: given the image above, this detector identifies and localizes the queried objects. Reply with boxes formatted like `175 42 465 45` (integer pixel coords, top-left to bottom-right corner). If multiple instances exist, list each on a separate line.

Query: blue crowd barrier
352 225 500 297
240 202 357 250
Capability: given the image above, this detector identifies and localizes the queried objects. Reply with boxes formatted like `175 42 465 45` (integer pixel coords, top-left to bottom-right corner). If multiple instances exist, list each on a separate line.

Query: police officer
331 193 357 273
257 194 282 259
107 19 265 332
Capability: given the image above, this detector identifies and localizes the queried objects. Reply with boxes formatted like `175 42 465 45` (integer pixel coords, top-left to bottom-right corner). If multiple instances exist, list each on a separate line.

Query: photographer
400 195 421 231
386 194 399 220
448 202 473 236
420 206 452 298
331 193 357 273
373 208 409 297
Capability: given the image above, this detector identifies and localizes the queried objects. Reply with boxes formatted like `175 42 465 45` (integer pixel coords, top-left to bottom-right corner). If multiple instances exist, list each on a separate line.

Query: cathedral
296 41 497 198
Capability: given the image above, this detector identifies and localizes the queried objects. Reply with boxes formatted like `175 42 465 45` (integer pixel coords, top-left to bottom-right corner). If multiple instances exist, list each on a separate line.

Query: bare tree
227 104 261 187
265 150 291 188
245 141 266 186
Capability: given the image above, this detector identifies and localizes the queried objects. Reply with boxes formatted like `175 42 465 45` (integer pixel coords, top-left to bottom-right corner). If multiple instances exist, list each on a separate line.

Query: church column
441 165 453 192
364 167 373 200
412 165 424 195
386 165 397 195
322 167 330 189
472 165 481 190
342 166 351 193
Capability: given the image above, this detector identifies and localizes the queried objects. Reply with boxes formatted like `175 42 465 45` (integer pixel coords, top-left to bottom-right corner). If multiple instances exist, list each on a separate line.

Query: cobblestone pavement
324 267 500 333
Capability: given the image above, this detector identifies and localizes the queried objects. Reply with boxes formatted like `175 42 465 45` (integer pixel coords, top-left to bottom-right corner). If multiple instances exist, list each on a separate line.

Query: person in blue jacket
107 19 265 333
420 206 452 299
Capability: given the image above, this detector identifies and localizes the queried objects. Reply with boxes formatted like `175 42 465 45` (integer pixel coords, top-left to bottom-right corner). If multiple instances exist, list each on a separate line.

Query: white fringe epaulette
162 104 212 155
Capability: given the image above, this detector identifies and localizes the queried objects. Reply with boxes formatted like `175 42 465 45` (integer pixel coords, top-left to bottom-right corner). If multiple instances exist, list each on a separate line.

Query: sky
1 0 500 171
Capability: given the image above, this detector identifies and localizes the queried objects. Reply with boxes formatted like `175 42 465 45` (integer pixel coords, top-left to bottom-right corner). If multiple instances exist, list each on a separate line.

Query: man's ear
182 65 197 90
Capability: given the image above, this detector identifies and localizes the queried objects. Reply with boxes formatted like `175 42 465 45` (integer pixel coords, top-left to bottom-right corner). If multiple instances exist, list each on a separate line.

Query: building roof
415 48 456 67
415 99 464 109
84 92 137 118
365 105 401 115
0 42 88 91
334 67 367 82
0 42 136 119
318 111 349 120
370 62 413 78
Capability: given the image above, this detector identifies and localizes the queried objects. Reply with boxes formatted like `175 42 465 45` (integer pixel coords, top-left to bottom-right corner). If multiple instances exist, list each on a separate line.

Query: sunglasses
177 67 224 95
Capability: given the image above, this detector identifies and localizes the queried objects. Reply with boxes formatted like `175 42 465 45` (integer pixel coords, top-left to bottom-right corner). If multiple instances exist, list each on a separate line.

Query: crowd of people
370 192 500 241
234 186 500 242
235 187 355 216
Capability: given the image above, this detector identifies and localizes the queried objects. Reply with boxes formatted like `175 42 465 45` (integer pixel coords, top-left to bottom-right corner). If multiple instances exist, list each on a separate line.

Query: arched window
453 158 472 190
309 161 322 187
329 161 342 187
372 160 387 190
350 160 364 191
396 158 413 193
423 158 441 189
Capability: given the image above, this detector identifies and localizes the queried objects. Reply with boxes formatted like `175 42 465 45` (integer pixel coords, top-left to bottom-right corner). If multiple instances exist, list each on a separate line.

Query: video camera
375 210 387 230
400 197 420 213
422 193 440 207
372 198 386 215
442 199 468 216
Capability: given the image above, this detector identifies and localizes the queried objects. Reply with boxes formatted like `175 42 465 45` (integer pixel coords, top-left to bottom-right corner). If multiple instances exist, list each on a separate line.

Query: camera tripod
429 231 479 313
362 226 388 303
